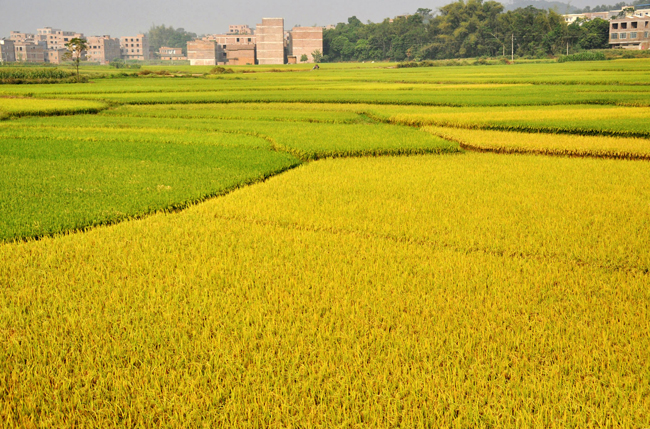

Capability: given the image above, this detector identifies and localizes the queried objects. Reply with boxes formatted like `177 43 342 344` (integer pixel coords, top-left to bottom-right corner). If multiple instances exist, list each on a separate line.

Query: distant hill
503 0 580 13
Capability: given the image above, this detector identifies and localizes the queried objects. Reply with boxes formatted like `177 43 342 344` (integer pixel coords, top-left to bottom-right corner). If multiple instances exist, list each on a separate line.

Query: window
621 22 627 29
611 33 618 39
613 23 619 29
632 22 638 28
645 32 649 38
620 32 627 39
237 38 240 42
631 32 637 38
248 38 251 42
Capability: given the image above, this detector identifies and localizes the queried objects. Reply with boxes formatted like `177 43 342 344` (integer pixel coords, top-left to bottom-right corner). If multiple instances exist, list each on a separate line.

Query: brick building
14 42 45 63
37 27 84 51
256 18 285 65
289 27 323 63
610 16 650 49
120 34 150 60
229 25 252 35
45 48 68 64
158 46 187 61
203 32 257 64
86 36 121 65
0 39 16 63
10 31 36 43
187 40 222 65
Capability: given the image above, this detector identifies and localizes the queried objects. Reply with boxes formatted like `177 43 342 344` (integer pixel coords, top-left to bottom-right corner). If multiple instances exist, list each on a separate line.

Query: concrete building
14 42 45 63
610 16 650 49
86 36 121 65
256 18 285 64
45 48 68 64
159 46 187 61
289 26 323 63
223 45 256 65
229 25 252 35
37 27 84 51
10 31 36 43
187 40 222 65
10 28 84 64
203 32 257 64
0 39 16 63
120 34 149 61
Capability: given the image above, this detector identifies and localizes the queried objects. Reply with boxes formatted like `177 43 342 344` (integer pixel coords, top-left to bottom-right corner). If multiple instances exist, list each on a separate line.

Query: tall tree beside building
146 25 197 56
63 37 88 82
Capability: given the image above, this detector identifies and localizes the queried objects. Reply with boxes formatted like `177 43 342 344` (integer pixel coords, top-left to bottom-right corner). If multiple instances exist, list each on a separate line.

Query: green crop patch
0 130 298 242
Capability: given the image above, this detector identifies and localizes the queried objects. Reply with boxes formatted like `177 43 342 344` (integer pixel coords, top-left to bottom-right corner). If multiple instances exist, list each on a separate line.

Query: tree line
323 0 611 62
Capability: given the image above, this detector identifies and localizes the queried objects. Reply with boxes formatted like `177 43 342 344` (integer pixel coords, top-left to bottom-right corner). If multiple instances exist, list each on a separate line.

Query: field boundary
425 128 650 161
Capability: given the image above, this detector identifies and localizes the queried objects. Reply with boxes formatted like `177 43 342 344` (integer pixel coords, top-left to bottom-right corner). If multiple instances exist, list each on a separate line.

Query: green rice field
1 59 649 427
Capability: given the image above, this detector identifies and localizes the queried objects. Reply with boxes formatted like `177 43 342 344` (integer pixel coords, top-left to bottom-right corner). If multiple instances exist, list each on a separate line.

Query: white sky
1 0 600 38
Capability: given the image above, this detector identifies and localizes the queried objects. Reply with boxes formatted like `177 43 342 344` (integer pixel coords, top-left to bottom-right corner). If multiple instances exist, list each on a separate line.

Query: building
37 27 84 51
10 28 84 64
187 40 222 65
610 16 650 49
223 45 256 65
14 42 45 63
289 26 323 63
10 31 36 43
563 11 614 24
120 34 150 61
256 18 285 64
229 25 252 35
158 46 187 61
85 36 121 65
45 48 68 64
0 39 16 63
203 32 257 64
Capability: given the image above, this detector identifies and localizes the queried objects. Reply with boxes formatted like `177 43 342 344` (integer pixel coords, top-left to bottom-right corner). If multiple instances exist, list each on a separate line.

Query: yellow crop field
0 97 107 118
2 60 650 427
425 125 650 159
1 154 649 427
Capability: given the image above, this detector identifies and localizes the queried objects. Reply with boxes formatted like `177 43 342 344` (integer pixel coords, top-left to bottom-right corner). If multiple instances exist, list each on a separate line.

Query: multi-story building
229 25 252 35
10 31 36 43
0 39 16 63
120 34 149 61
86 36 121 65
45 48 68 64
256 18 285 65
158 46 187 61
37 27 84 51
610 16 650 49
203 32 257 64
187 40 222 65
10 28 84 64
288 27 323 63
14 42 45 63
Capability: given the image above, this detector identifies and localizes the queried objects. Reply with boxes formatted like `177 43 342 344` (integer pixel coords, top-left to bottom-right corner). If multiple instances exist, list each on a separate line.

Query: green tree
146 24 197 56
63 37 88 82
300 54 309 62
311 50 323 63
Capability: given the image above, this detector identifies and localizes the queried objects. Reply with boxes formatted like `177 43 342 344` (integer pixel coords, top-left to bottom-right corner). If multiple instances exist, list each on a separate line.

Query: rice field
1 59 649 427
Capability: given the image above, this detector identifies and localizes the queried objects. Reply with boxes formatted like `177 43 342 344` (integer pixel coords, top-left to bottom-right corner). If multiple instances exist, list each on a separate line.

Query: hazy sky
1 0 599 38
2 0 450 38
